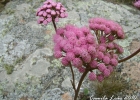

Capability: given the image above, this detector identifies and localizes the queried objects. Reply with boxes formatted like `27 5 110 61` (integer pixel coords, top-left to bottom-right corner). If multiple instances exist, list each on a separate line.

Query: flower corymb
53 18 125 82
36 0 68 25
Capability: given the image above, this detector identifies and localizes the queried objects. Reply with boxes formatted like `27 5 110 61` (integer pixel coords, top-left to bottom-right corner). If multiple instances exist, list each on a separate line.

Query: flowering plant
36 0 140 100
36 0 67 30
134 0 140 9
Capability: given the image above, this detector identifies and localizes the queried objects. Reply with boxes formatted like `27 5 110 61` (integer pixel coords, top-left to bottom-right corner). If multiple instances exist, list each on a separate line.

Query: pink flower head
97 51 104 60
97 74 104 82
73 47 81 55
88 45 96 54
59 39 67 48
88 72 97 81
72 58 83 67
105 53 111 58
53 34 63 43
80 49 89 58
53 23 125 80
104 27 111 35
107 65 114 73
97 63 106 72
98 45 106 52
56 27 65 35
79 37 87 45
68 37 77 45
54 51 62 58
76 30 85 38
103 69 110 77
61 57 69 66
107 42 114 49
82 54 91 63
66 52 75 61
103 56 110 64
134 1 140 9
90 24 100 30
65 24 76 31
81 26 90 36
99 36 106 43
117 30 125 39
89 17 125 40
64 31 76 39
63 43 73 52
110 25 117 32
116 45 124 54
36 0 67 25
78 66 85 73
90 60 98 68
54 44 61 51
86 34 95 44
112 54 118 59
100 25 106 31
108 34 115 41
110 58 118 66
81 45 88 50
91 18 106 24
75 39 83 47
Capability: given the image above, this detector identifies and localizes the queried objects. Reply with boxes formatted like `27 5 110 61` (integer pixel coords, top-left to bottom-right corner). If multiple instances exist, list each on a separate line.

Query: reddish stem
52 17 57 32
70 63 76 92
74 68 89 100
118 48 140 63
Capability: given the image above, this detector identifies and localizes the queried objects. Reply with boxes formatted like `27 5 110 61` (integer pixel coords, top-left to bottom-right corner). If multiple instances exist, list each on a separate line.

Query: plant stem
52 17 57 32
118 48 140 63
70 63 76 92
74 68 89 100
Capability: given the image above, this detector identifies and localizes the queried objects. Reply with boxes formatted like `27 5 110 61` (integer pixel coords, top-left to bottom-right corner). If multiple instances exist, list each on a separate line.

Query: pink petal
56 6 61 10
47 14 51 18
51 10 56 15
51 2 57 7
47 18 52 22
39 17 44 21
60 13 65 18
43 4 47 8
43 12 47 17
38 11 44 16
46 9 51 13
46 4 52 8
55 18 59 22
43 20 48 25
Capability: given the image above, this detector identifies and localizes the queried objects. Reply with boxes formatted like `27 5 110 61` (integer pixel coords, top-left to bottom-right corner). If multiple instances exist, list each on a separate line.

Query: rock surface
0 0 140 99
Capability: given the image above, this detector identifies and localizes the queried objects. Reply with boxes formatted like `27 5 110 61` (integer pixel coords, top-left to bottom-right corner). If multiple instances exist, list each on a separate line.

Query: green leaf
83 88 89 95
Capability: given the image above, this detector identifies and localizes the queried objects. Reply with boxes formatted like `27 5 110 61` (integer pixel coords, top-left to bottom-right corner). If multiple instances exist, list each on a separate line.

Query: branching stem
70 63 76 92
74 68 89 100
118 48 140 63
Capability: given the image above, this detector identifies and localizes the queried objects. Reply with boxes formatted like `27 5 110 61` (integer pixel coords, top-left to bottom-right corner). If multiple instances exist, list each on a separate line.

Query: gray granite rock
0 48 52 87
61 77 72 88
40 88 64 100
15 3 31 18
0 0 140 99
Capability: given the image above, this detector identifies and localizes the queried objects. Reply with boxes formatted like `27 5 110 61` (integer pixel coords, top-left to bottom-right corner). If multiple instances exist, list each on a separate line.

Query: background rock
0 0 139 99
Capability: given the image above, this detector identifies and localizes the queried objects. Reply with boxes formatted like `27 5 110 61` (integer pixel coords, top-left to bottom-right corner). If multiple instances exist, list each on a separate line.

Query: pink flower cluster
88 18 125 82
134 0 140 9
53 25 95 72
88 42 122 82
53 18 125 82
89 18 125 41
36 0 68 25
